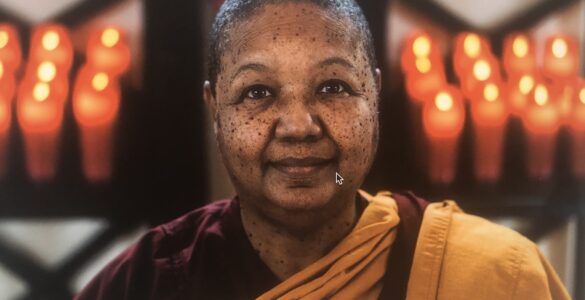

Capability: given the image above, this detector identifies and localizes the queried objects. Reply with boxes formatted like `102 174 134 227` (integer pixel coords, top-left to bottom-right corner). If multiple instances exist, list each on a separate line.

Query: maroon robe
75 192 428 300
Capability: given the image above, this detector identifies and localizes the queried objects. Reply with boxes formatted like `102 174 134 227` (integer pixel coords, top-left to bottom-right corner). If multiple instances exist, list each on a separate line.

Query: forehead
223 3 361 65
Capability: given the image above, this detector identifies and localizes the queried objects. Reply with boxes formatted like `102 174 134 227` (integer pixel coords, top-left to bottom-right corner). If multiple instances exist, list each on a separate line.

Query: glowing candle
29 25 73 72
543 35 578 81
471 81 508 182
0 61 15 178
17 78 64 181
401 32 446 103
522 83 560 180
86 27 131 76
461 55 501 100
453 32 491 80
0 24 22 72
507 73 536 116
567 80 585 177
503 33 536 76
422 86 465 184
25 60 69 104
73 66 121 182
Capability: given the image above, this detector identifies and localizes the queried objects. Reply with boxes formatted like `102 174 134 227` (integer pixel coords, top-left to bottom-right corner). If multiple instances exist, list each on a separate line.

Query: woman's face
205 3 380 215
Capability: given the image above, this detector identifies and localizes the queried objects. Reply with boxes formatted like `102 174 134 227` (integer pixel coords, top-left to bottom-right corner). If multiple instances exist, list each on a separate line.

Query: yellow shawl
258 191 571 300
257 190 399 300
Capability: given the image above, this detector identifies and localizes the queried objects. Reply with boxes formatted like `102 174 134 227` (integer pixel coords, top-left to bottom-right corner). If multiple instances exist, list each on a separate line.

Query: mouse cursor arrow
335 172 344 186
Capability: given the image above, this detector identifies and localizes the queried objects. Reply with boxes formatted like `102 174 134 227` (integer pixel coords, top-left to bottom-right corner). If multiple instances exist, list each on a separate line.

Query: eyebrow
230 63 270 84
316 57 356 70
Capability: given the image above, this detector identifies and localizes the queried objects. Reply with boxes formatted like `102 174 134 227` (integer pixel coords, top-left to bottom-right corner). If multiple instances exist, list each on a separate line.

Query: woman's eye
245 86 273 100
318 80 349 95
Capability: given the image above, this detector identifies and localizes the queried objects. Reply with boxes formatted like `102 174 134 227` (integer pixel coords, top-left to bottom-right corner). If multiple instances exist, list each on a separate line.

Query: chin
264 182 337 211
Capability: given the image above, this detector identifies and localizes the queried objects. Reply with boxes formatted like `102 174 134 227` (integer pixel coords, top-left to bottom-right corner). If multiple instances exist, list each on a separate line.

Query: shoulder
410 201 570 299
75 199 235 300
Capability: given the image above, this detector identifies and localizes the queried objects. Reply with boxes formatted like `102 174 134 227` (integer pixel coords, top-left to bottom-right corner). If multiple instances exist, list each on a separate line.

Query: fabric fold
257 190 400 300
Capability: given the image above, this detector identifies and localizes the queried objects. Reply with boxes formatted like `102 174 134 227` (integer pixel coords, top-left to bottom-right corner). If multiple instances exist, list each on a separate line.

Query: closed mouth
269 157 335 176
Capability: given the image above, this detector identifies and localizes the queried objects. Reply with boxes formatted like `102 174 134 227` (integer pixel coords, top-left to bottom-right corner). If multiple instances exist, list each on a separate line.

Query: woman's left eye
318 80 350 95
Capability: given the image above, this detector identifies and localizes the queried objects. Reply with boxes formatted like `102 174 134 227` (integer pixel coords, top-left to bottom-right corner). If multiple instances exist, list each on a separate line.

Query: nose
275 102 323 142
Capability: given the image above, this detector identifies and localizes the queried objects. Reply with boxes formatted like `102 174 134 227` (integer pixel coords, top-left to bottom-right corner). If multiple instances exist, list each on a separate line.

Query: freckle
258 132 261 136
245 121 249 125
345 222 351 227
295 33 299 36
248 233 253 237
311 37 316 42
280 260 285 264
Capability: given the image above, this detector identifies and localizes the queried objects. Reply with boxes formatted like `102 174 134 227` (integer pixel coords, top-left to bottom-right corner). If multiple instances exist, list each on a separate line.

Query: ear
203 80 217 122
374 68 382 93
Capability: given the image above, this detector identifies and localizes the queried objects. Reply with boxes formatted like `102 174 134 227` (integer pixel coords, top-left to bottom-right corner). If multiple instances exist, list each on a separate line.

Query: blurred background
0 0 583 299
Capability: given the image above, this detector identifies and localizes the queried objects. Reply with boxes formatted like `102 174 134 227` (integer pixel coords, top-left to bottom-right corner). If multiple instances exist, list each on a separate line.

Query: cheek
321 100 377 169
217 110 273 176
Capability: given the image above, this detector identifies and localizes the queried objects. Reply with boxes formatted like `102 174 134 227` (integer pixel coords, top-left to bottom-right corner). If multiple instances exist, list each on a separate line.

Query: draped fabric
257 190 400 300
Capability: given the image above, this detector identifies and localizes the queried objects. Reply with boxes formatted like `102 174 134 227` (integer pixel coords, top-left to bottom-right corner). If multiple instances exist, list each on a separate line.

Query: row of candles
401 31 585 184
0 23 130 183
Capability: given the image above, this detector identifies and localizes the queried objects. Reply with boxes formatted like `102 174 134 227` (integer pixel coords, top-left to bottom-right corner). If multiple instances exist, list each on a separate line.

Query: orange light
483 83 499 102
463 33 481 58
0 24 22 72
86 26 131 76
415 57 431 74
519 75 534 95
37 61 57 82
0 31 8 49
412 36 431 57
92 73 109 91
552 38 568 59
473 60 491 81
435 92 453 112
512 35 529 58
101 28 120 48
534 84 548 106
41 31 60 51
580 88 585 105
33 82 50 102
0 61 3 79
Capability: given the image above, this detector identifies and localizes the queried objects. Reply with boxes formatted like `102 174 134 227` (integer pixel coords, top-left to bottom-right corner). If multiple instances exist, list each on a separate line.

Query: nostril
275 111 322 142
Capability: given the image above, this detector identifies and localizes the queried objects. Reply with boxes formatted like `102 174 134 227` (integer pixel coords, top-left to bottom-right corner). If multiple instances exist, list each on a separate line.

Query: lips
269 157 335 176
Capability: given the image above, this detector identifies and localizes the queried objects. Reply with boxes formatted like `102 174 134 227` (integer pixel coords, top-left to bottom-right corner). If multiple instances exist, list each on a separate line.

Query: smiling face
205 2 380 220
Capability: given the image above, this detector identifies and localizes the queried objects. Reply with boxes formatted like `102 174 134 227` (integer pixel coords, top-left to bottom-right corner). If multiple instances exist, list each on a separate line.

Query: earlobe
374 68 382 93
203 80 218 122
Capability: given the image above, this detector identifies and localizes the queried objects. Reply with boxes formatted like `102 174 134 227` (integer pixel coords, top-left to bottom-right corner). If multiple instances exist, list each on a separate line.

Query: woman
76 0 571 299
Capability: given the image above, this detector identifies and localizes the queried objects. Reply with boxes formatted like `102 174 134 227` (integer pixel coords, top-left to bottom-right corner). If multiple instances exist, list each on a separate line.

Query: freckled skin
204 3 381 279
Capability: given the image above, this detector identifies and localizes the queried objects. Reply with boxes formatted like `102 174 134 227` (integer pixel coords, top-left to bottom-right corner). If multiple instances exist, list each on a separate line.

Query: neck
240 194 358 280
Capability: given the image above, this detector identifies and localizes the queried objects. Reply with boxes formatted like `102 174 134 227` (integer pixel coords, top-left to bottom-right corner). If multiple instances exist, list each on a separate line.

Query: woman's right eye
244 85 273 100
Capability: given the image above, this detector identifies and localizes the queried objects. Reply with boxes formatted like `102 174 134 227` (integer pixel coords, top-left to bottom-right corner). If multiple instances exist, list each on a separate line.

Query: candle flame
552 38 568 59
473 60 491 81
0 31 8 49
579 88 585 105
415 57 431 74
0 61 3 79
463 33 481 58
37 61 57 82
92 72 109 91
42 31 60 51
33 82 50 102
435 92 453 112
484 83 499 102
412 36 430 57
519 75 534 95
101 28 120 48
534 84 548 106
512 35 529 58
